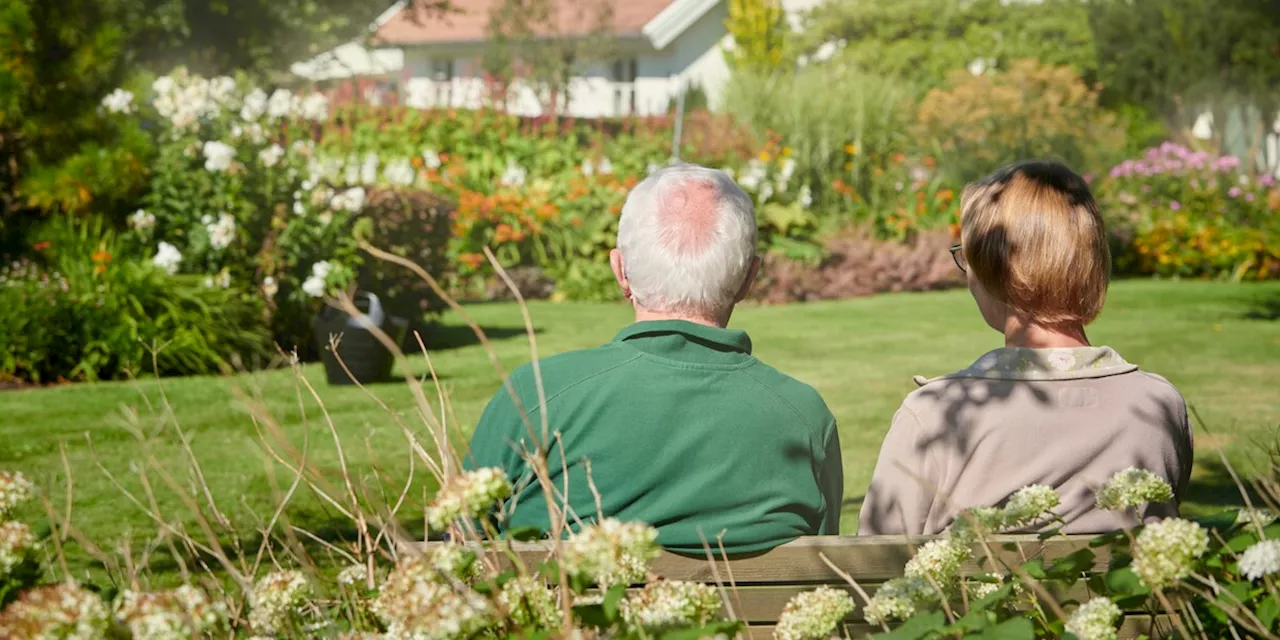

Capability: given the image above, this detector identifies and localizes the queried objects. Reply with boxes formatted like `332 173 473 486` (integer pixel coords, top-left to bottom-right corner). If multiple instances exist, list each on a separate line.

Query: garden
1 0 1280 637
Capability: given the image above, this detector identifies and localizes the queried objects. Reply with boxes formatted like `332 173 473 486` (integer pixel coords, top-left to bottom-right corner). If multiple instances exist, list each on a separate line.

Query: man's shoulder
741 359 835 426
505 342 642 399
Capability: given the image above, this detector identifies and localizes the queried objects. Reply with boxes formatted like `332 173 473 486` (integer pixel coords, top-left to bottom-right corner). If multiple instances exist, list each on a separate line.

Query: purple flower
1170 201 1182 210
1262 174 1276 187
1246 193 1256 202
1229 187 1243 198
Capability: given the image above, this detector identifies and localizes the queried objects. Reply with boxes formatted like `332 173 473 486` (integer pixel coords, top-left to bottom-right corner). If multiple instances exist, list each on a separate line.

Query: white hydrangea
597 157 614 175
737 159 766 191
114 585 226 639
500 159 527 187
301 261 333 298
248 570 309 634
0 470 35 518
1002 484 1061 528
299 93 329 121
799 184 813 208
1237 508 1277 528
205 213 236 250
1239 540 1280 581
863 576 936 625
330 186 366 213
208 76 236 106
129 209 156 233
622 581 722 632
581 158 595 176
383 159 415 186
259 144 285 168
904 538 972 588
266 89 295 120
360 152 380 185
772 586 854 640
372 553 492 640
0 582 109 639
1096 468 1175 511
240 88 268 121
562 519 661 588
497 575 559 630
101 88 135 114
261 276 278 300
202 141 235 172
964 574 1019 602
337 564 368 587
1131 518 1209 589
425 467 513 530
0 520 37 577
1064 597 1122 640
152 242 183 275
422 149 442 170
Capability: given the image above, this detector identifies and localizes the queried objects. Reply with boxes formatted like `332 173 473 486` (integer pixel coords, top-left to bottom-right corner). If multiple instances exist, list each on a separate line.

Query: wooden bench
437 535 1170 639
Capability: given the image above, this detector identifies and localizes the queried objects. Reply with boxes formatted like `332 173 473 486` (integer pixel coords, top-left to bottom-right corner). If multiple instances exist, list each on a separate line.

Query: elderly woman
858 160 1194 536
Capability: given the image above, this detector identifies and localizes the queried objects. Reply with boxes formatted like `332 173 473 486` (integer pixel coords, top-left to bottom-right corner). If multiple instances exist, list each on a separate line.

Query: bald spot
656 179 721 256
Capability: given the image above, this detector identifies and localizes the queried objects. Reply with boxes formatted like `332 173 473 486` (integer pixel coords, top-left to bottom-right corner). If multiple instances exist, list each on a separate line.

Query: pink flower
1245 193 1256 202
1229 187 1243 198
1170 201 1181 210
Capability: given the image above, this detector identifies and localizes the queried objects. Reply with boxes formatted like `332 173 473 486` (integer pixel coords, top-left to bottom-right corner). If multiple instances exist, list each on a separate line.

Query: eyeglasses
949 245 967 273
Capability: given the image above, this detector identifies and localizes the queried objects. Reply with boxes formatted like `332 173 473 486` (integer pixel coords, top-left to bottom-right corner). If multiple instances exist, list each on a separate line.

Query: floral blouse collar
915 346 1139 384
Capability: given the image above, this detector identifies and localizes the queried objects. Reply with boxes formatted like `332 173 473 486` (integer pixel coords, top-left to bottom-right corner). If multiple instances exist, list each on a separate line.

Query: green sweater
464 320 843 555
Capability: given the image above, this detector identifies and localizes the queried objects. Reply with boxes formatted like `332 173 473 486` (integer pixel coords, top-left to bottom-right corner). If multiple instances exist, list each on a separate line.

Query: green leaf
1098 567 1150 598
1259 595 1280 629
1022 558 1049 580
658 620 746 640
868 610 946 639
974 617 1035 640
602 583 627 621
572 603 611 629
507 526 546 542
1046 548 1096 580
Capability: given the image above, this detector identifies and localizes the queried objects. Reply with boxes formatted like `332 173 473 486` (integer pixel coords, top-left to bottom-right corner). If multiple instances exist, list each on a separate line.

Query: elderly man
465 164 843 554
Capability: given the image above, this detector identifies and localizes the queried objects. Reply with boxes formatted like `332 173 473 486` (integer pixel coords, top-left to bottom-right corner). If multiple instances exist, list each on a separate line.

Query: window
612 58 638 83
417 57 454 82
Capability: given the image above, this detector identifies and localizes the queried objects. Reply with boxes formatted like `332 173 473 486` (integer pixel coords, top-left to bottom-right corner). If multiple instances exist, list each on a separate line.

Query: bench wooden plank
468 535 1110 584
745 614 1168 639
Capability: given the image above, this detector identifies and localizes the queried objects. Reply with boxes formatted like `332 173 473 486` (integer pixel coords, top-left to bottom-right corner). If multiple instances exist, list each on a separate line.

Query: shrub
916 59 1128 182
1100 142 1280 280
1 218 271 383
354 187 454 320
754 227 961 304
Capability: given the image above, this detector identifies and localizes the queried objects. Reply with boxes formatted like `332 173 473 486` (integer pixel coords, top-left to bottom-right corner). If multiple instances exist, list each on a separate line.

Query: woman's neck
1003 317 1091 349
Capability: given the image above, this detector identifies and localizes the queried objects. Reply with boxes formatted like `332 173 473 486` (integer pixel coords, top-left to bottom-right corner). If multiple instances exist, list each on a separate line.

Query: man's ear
610 249 631 300
733 256 761 303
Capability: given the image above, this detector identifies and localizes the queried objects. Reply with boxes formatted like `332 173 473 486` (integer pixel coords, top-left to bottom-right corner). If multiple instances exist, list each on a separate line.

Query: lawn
2 280 1278 579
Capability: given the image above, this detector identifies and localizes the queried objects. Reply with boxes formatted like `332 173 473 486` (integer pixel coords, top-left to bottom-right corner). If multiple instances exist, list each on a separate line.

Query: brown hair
960 160 1111 326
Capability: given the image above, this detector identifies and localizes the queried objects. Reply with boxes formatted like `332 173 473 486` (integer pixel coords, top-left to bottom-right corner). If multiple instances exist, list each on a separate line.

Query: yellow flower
781 147 792 157
844 162 853 170
758 150 771 162
845 144 857 155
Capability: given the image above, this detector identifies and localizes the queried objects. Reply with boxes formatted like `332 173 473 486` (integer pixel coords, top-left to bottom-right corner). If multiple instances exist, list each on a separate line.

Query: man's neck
633 306 729 329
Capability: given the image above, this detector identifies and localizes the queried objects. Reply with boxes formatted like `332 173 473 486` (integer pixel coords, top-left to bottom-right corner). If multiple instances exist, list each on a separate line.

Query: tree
724 0 791 72
482 0 616 116
1086 0 1280 126
798 0 1095 91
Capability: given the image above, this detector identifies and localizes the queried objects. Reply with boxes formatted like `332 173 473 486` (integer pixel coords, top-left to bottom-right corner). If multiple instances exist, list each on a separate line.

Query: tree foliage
798 0 1095 91
1086 0 1280 121
724 0 791 72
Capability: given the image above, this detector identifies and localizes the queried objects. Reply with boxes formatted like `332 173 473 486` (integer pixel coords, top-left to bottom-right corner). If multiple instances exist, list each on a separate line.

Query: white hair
616 164 757 315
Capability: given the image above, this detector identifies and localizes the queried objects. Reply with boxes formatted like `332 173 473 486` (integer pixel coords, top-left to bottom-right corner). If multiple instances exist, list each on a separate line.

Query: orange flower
32 241 51 252
459 253 485 269
890 152 906 165
92 250 112 264
411 156 424 169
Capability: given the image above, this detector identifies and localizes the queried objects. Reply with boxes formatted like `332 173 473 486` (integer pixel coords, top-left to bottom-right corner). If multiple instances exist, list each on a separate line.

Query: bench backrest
431 535 1167 638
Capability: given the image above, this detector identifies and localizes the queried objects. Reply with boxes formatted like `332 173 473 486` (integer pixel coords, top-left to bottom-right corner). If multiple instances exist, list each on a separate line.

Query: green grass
2 280 1278 578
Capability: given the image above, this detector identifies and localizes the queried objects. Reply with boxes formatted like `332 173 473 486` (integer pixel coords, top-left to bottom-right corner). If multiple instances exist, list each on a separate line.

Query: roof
373 0 682 46
291 42 405 81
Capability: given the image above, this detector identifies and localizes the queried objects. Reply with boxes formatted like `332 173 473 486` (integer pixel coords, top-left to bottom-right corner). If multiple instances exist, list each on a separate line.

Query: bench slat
475 535 1109 584
745 614 1167 639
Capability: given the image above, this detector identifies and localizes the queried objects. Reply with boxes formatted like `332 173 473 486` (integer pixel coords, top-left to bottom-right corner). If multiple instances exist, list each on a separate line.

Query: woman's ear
610 249 631 300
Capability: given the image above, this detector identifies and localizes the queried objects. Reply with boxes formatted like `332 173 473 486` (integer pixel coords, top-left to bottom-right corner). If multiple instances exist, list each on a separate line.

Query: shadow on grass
1244 293 1280 320
415 323 539 351
1183 455 1260 515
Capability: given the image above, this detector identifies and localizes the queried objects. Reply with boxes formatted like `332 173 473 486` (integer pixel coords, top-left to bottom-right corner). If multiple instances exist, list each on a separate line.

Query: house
370 0 825 117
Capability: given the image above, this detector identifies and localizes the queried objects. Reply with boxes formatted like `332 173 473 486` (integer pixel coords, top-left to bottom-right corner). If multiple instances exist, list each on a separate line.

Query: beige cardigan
858 347 1194 536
